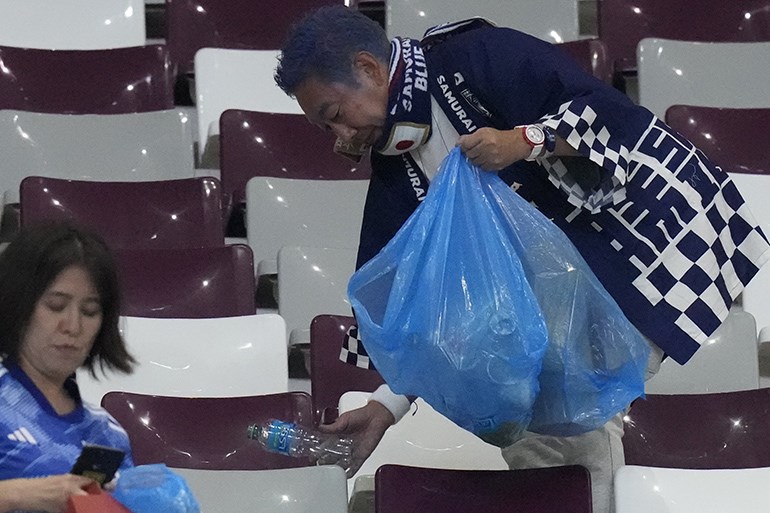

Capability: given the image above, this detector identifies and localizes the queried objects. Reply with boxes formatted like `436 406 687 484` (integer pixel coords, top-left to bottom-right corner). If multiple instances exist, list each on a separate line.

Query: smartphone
70 444 125 486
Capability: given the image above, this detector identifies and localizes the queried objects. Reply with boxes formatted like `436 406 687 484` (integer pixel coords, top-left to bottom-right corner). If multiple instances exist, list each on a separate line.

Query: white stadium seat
637 39 770 118
77 314 289 404
277 245 357 347
339 391 507 497
0 0 146 50
245 177 367 278
386 0 579 42
193 48 303 164
175 466 348 513
615 465 770 513
0 109 195 204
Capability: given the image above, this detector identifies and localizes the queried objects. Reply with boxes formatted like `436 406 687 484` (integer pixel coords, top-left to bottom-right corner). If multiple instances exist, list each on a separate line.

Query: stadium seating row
2 1 770 511
4 0 769 80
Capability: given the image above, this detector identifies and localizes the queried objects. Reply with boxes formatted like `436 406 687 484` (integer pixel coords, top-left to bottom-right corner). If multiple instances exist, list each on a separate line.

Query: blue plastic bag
348 147 650 445
112 464 200 513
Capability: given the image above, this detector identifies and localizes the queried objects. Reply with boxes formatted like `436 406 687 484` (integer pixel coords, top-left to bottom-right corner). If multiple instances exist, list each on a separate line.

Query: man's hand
0 474 94 513
458 127 530 171
318 400 396 476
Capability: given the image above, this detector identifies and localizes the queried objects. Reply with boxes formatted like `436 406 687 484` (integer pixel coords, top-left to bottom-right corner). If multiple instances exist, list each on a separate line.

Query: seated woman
0 222 136 513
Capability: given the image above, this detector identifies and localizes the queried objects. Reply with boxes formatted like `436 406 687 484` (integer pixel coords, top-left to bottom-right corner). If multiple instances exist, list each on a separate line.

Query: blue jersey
0 359 133 480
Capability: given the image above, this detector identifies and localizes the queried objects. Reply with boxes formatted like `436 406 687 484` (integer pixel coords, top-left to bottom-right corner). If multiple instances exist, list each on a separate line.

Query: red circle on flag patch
395 140 414 151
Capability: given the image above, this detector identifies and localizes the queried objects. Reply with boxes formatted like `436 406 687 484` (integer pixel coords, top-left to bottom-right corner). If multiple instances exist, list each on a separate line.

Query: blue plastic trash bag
112 464 200 513
348 147 650 445
348 148 550 442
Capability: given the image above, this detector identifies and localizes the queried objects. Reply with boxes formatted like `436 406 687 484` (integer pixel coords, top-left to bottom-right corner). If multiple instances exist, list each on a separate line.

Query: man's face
294 54 390 147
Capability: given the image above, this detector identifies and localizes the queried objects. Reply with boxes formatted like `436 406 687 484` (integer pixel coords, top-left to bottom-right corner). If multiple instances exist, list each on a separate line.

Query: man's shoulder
422 18 552 57
420 17 499 50
422 17 496 39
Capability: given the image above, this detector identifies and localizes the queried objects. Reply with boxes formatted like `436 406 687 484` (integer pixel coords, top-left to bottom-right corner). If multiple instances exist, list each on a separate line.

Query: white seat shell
615 464 770 513
277 245 357 347
0 0 146 50
386 0 579 42
637 39 770 118
645 310 759 394
77 314 288 404
175 466 348 513
193 48 303 164
339 391 507 497
0 109 195 203
245 177 368 277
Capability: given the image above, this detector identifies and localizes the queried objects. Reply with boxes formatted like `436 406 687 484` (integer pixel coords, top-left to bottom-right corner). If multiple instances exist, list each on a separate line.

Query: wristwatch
517 124 546 160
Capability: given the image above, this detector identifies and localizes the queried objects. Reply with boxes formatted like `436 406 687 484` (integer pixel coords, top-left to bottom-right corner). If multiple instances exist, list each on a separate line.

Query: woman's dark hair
275 5 390 95
0 222 134 376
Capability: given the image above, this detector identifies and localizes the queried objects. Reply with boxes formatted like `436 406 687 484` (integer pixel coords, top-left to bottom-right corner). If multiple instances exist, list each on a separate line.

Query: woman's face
18 265 103 384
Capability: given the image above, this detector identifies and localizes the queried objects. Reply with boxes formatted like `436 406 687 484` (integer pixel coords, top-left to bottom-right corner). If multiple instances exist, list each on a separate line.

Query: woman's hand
0 474 94 513
318 400 396 476
458 127 530 171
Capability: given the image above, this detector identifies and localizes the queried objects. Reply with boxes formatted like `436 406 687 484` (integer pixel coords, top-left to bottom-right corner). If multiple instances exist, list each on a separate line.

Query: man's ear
353 51 388 86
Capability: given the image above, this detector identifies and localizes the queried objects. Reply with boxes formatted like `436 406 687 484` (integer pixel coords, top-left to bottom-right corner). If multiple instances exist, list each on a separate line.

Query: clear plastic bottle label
264 420 294 455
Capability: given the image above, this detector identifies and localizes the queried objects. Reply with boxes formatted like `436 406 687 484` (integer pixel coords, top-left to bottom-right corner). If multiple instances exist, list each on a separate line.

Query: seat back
0 0 146 50
102 391 310 469
385 0 579 42
666 106 770 176
0 109 195 203
278 246 357 346
623 388 770 469
193 48 303 163
219 109 370 206
174 466 348 513
598 0 770 75
0 45 174 114
615 465 770 513
339 391 508 497
376 464 592 513
556 38 613 84
77 314 288 404
20 177 224 250
245 176 368 276
309 315 385 424
637 39 770 118
644 310 759 394
167 0 340 75
114 245 256 318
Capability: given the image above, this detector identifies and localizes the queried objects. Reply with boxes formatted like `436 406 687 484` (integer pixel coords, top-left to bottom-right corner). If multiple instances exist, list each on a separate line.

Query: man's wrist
368 384 411 423
515 124 545 160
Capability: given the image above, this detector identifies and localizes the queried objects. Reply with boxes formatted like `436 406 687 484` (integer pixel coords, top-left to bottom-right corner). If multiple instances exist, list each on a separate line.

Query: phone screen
70 444 126 486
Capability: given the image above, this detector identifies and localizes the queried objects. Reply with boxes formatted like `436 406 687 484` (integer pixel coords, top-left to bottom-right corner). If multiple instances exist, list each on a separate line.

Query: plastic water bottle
247 419 353 475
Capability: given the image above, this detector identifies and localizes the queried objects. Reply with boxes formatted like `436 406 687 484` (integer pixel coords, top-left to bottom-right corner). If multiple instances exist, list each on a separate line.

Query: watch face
525 125 545 145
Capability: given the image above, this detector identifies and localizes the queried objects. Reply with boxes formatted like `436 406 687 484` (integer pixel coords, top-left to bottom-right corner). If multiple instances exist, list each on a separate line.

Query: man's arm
318 397 396 477
318 384 414 476
458 126 579 171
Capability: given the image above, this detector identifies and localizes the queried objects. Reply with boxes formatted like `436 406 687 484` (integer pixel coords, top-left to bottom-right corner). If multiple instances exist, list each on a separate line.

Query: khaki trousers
501 340 665 513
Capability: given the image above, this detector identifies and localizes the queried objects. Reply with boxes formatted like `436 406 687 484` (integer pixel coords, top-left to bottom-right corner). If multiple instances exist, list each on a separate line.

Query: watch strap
542 125 557 156
516 125 545 161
